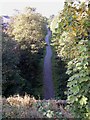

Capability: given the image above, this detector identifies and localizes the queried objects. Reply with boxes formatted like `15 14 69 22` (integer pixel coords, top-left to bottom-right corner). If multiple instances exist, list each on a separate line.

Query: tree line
2 7 47 99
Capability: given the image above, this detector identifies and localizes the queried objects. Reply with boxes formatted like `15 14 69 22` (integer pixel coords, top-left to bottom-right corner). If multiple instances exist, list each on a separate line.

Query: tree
3 7 47 98
51 1 90 119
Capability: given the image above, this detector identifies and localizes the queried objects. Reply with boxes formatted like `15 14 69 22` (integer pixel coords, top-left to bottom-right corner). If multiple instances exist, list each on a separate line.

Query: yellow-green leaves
51 1 90 119
79 96 88 106
8 7 47 54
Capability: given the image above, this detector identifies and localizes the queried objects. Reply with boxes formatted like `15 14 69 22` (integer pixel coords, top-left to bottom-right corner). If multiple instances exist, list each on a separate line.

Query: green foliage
9 7 47 44
2 34 25 96
51 1 90 119
35 100 64 119
51 47 68 99
2 7 47 98
66 40 90 118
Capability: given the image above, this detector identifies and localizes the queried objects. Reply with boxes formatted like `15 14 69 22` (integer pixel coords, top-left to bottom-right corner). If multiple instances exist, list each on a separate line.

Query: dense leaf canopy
51 1 90 119
2 7 47 98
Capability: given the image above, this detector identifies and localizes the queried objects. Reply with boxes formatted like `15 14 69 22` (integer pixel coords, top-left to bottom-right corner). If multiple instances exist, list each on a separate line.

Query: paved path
43 28 55 100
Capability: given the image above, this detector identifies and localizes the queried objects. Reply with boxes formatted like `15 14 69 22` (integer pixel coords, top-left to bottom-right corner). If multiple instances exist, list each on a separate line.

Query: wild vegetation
2 1 90 120
51 1 90 119
2 94 72 119
2 7 47 98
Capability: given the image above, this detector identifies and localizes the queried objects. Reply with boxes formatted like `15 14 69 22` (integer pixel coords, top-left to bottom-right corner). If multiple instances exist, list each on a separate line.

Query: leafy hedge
51 1 90 119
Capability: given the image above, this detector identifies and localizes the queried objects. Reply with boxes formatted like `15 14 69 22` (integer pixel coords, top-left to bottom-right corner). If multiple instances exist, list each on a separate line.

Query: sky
0 0 65 18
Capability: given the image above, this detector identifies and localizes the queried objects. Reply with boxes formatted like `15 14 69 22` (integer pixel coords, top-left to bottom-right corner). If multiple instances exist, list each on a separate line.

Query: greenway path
43 28 55 100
